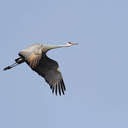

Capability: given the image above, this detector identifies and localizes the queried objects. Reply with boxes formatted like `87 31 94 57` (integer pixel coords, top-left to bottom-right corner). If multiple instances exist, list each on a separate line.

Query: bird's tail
3 57 24 71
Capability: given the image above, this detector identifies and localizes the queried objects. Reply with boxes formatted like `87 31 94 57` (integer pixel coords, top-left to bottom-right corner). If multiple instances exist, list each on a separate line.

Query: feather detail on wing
32 55 66 95
19 47 42 69
27 52 42 68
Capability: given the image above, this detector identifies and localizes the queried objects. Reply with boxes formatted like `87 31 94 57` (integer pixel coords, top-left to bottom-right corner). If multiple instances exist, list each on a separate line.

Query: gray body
4 42 78 95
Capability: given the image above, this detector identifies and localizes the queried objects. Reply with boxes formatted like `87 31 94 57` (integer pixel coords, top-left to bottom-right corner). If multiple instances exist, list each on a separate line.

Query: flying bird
3 42 78 95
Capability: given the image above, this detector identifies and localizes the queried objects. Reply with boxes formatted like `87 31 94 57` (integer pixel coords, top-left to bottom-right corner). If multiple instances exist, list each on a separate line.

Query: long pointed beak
71 43 78 45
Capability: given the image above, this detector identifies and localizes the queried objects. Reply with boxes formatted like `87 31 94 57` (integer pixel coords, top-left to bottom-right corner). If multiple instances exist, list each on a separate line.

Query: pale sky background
0 0 128 128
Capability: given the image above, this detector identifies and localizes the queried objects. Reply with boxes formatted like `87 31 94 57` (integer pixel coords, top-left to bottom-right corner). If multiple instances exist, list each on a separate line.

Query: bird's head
65 42 78 47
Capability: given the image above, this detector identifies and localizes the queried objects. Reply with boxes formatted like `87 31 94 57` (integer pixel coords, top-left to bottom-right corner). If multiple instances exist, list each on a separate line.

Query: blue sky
0 0 128 128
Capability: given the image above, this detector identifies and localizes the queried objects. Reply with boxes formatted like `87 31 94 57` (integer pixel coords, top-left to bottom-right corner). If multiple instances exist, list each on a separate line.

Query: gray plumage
3 42 78 95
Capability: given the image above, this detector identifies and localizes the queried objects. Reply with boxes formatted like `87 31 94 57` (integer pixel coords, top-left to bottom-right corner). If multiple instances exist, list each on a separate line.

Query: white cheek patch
66 42 72 46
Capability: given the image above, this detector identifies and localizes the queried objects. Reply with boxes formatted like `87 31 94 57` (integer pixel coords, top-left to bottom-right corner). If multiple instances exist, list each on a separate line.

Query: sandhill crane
3 42 78 95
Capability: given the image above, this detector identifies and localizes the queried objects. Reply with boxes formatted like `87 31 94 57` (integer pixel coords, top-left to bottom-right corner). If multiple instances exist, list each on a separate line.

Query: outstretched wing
31 55 66 95
26 52 42 68
19 48 42 68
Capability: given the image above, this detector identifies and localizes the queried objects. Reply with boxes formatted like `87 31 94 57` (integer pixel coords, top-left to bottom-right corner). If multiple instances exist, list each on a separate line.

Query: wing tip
50 80 66 96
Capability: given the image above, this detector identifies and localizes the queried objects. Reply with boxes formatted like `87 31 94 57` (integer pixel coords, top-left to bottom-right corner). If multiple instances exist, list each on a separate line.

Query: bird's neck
43 44 68 52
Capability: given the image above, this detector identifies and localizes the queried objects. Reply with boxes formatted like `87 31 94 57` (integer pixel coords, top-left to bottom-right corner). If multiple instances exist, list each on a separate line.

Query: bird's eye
68 42 72 44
